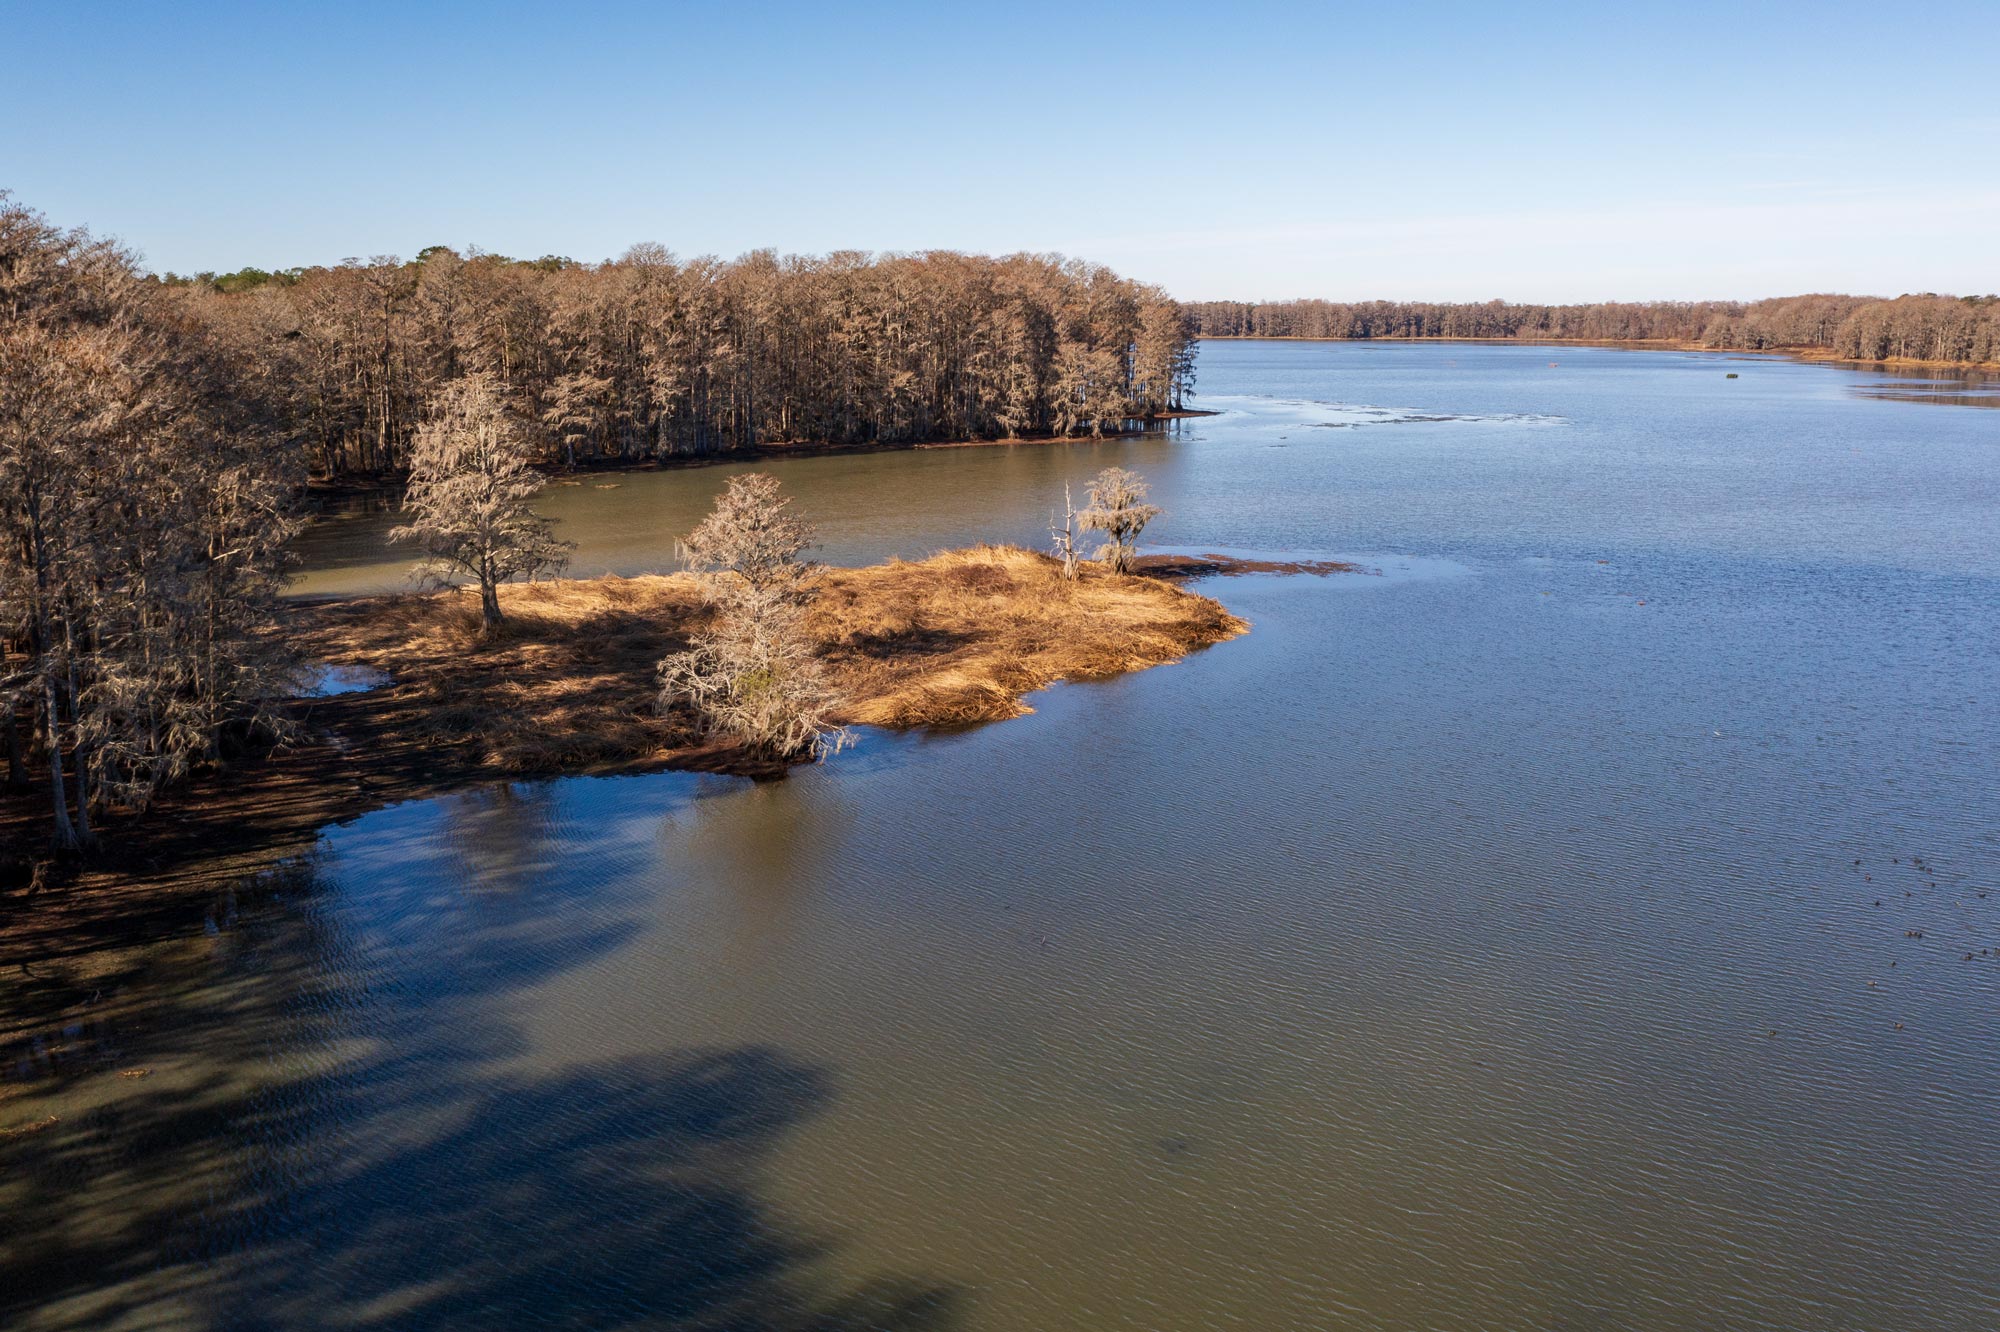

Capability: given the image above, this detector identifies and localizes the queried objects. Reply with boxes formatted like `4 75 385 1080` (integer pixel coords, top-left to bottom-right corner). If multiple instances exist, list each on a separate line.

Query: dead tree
1049 482 1080 580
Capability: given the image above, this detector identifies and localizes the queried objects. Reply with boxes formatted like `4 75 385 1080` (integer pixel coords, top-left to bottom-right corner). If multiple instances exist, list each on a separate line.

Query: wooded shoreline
1187 292 2000 369
300 409 1224 499
1194 334 2000 374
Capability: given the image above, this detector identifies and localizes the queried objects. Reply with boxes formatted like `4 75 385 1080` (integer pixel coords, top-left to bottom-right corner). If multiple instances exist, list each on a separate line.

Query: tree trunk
73 741 96 849
5 698 27 791
480 577 503 632
43 675 77 852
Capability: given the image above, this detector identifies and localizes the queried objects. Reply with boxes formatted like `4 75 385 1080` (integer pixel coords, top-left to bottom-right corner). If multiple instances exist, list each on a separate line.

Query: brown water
7 342 1999 1330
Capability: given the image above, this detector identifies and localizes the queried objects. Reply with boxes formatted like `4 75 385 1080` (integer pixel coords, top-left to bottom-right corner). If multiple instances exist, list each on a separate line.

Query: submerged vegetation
1188 293 2000 365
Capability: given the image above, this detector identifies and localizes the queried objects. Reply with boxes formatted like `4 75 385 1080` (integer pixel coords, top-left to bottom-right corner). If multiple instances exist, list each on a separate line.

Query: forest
1185 293 2000 365
2 199 300 852
162 244 1198 478
0 195 1197 856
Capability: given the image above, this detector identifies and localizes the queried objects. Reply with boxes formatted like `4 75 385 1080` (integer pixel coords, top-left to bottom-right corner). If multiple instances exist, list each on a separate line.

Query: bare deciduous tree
1077 467 1162 574
391 372 572 633
677 472 817 601
1182 293 2000 367
1 195 303 850
152 245 1198 478
657 474 847 760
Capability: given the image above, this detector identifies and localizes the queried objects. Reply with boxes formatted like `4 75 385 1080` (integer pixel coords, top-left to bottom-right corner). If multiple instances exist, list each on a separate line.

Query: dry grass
814 545 1246 728
297 545 1246 774
301 573 708 772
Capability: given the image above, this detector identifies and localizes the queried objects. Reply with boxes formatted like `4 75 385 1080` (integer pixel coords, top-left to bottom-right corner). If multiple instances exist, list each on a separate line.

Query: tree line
1184 293 2000 364
163 244 1198 478
2 197 300 851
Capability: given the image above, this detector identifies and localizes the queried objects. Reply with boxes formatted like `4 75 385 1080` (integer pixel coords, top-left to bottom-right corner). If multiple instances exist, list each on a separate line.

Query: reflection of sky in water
303 662 392 696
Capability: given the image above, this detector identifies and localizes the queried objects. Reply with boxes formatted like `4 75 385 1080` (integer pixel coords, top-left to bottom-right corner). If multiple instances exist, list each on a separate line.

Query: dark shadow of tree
2 780 962 1332
213 1048 958 1331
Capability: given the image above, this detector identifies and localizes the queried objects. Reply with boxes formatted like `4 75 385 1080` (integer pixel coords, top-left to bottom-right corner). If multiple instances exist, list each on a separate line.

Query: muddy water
7 342 1999 1331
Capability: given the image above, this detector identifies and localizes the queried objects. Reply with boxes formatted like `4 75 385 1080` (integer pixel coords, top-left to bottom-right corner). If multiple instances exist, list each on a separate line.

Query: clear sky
6 0 1996 302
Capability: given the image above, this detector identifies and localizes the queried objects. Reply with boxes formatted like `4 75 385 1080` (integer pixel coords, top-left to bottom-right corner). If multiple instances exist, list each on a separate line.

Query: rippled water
7 342 1998 1331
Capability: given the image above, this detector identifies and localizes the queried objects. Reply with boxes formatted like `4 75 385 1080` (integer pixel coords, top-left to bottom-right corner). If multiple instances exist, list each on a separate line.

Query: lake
6 340 1998 1331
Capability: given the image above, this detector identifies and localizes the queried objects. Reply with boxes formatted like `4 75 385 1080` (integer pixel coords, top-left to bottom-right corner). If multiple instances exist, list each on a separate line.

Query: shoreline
0 547 1272 911
305 411 1223 500
1193 334 2000 374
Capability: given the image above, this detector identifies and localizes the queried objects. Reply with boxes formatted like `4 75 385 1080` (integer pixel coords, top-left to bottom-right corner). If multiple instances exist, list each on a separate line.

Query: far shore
1194 334 2000 374
0 547 1281 919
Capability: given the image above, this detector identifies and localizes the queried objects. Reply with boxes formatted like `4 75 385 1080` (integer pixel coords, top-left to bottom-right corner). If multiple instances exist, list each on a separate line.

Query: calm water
7 342 1998 1331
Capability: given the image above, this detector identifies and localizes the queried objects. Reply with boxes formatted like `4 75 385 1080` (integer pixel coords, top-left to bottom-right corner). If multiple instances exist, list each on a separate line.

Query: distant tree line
1185 293 2000 364
162 246 1198 479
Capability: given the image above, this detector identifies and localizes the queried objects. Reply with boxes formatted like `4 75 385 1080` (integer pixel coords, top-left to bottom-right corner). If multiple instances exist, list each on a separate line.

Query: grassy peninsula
0 545 1245 896
306 544 1245 770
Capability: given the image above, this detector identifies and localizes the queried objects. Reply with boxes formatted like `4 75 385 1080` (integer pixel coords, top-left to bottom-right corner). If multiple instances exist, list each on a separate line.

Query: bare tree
391 372 571 633
1049 481 1080 580
162 242 1202 477
677 472 817 601
1077 467 1163 574
1 195 305 849
658 474 847 760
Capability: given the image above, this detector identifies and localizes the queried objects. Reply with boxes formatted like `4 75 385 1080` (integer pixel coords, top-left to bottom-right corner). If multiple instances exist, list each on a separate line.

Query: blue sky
6 1 1997 301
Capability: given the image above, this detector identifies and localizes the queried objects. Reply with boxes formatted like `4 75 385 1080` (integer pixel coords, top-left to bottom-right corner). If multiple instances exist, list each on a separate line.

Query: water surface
8 341 1998 1331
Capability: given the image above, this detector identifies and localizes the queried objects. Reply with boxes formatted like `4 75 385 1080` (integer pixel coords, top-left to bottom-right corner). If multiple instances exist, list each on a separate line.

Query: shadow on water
1 784 960 1332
